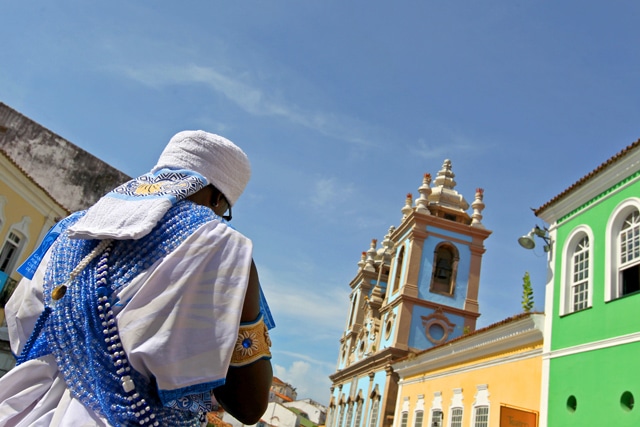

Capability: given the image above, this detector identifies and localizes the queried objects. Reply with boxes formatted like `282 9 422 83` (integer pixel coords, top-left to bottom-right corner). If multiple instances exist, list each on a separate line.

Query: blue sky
2 1 639 405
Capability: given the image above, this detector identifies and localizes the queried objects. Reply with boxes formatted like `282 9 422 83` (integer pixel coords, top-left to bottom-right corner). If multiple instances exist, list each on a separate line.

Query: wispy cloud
277 350 337 372
297 175 386 230
411 133 481 160
311 177 356 209
260 263 349 334
119 63 380 147
274 360 333 404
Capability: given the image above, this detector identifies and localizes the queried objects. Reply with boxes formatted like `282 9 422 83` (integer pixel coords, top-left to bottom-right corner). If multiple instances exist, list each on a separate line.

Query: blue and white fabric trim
17 212 84 279
67 168 209 240
108 169 208 203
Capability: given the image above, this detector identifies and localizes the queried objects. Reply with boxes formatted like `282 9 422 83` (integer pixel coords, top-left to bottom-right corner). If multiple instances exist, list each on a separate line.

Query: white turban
152 130 251 207
68 130 251 240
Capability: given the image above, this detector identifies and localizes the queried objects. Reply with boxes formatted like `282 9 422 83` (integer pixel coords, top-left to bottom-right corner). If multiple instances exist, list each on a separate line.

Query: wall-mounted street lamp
518 225 552 252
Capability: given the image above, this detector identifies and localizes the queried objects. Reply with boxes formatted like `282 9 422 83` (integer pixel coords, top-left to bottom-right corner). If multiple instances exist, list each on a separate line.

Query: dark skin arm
213 261 273 424
188 187 273 423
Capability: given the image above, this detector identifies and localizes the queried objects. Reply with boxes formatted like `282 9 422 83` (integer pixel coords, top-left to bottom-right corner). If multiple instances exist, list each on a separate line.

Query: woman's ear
187 186 214 208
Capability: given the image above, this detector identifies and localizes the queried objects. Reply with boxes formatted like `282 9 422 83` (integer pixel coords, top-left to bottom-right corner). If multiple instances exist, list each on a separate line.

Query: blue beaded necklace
18 201 220 426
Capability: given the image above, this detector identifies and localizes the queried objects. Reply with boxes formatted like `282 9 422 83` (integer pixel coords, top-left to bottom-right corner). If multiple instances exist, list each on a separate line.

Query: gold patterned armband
230 314 272 367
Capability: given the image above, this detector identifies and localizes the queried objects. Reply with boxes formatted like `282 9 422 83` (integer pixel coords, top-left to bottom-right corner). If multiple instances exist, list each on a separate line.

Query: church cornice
380 292 481 320
392 210 492 249
329 346 408 383
349 268 379 290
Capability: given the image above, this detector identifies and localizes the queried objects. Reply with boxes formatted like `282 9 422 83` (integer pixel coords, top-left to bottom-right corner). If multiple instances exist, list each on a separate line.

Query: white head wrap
152 130 251 207
67 130 251 240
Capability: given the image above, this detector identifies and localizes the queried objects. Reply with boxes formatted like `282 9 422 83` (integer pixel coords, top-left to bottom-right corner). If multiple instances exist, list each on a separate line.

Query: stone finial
381 226 395 256
401 193 413 220
358 251 367 270
471 188 486 228
369 283 384 307
433 159 456 189
364 239 377 272
415 173 432 215
428 159 469 214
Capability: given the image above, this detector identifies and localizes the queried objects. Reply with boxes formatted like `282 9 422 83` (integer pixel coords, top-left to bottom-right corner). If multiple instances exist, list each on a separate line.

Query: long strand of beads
15 306 52 364
96 243 160 427
51 238 113 301
39 201 212 426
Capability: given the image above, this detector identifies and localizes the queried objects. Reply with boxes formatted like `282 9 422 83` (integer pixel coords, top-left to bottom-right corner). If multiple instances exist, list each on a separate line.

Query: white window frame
398 397 410 427
605 199 640 301
471 385 489 427
429 410 443 427
448 389 463 427
0 195 7 233
399 412 409 427
413 394 425 427
0 217 30 275
560 226 593 315
619 210 640 295
449 408 463 427
428 391 443 427
472 406 489 427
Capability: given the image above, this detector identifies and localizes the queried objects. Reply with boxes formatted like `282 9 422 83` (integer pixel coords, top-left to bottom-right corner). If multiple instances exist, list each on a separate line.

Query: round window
429 324 445 341
621 391 635 411
385 320 393 339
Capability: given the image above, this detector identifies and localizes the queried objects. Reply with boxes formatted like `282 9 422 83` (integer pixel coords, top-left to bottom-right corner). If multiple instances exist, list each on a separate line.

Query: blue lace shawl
17 201 222 426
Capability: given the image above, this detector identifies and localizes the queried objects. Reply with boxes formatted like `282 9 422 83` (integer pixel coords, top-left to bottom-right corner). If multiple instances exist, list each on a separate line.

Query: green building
535 140 640 426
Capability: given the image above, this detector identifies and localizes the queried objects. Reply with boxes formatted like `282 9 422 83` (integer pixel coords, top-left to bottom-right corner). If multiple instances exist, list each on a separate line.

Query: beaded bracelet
230 314 272 367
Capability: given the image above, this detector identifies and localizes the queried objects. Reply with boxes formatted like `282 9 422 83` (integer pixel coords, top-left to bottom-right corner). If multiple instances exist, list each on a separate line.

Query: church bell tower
327 159 491 427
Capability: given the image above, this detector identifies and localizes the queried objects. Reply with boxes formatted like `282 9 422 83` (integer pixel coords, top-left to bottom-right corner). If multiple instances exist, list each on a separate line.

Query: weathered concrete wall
0 103 130 212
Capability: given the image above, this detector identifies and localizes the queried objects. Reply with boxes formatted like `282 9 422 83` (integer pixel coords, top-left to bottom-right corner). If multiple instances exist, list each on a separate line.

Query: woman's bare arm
213 260 273 424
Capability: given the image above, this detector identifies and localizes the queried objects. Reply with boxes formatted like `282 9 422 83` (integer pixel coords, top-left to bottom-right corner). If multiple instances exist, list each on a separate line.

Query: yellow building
0 150 68 311
392 313 543 427
0 102 130 374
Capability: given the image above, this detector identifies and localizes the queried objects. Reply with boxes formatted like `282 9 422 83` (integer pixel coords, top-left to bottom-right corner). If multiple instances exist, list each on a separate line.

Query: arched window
399 412 409 427
619 210 640 296
399 397 410 427
472 385 490 427
449 408 463 427
338 403 346 427
428 391 444 427
571 236 590 311
561 227 593 315
414 411 424 427
348 293 358 328
354 399 364 427
430 243 459 296
369 398 380 427
392 246 405 293
327 405 335 427
606 201 640 301
0 195 7 233
0 230 25 275
449 389 463 427
430 410 443 427
472 407 488 427
0 216 31 277
414 394 425 427
345 402 354 427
